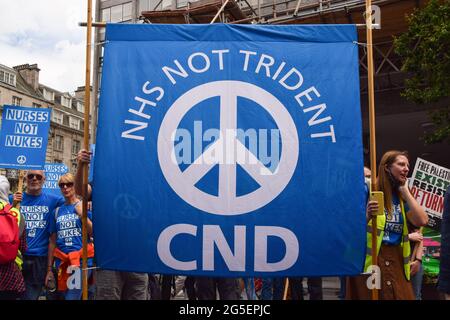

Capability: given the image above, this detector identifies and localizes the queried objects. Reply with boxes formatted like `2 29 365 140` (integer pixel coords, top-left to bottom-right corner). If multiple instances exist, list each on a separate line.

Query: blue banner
94 24 366 277
0 105 51 170
42 163 69 196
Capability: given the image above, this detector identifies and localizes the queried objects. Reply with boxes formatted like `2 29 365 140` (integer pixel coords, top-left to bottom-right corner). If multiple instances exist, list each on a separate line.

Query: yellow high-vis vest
364 198 411 280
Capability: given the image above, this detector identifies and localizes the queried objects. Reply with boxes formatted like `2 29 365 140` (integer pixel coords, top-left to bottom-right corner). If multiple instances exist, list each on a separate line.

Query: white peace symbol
17 155 26 164
157 81 299 215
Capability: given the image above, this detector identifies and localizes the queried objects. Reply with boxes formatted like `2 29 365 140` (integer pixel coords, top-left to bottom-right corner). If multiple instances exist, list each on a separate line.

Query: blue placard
42 163 69 196
94 24 366 277
0 105 51 170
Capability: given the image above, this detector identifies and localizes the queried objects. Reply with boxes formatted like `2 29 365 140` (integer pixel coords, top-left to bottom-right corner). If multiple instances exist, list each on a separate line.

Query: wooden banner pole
14 170 25 210
282 278 289 300
365 0 379 301
81 0 93 301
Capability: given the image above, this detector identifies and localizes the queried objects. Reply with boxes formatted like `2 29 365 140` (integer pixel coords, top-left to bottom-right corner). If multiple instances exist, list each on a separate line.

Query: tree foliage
394 0 450 143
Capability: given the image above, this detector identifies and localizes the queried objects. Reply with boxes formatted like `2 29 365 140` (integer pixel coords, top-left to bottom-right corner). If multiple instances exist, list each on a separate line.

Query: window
123 2 132 21
101 8 111 22
12 96 22 106
162 0 172 9
32 103 41 108
43 88 54 101
77 101 84 113
177 0 189 8
107 2 133 23
72 140 81 155
144 0 169 10
139 0 149 12
0 69 16 86
111 5 122 22
61 96 71 108
53 110 63 124
54 159 63 163
69 117 80 130
54 135 64 151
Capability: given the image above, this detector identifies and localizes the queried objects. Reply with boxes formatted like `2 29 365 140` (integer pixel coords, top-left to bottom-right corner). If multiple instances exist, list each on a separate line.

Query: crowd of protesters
1 149 449 300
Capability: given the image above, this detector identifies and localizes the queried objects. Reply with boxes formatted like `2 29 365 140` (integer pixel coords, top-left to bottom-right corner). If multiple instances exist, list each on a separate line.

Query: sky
0 0 95 93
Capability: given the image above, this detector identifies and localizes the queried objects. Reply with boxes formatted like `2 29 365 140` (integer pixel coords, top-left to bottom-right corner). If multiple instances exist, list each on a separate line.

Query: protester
75 149 149 300
184 276 197 300
290 277 323 300
0 175 10 204
242 277 257 300
0 176 27 300
173 275 189 299
195 277 240 300
338 166 372 300
408 226 424 300
347 150 428 300
147 274 162 300
260 277 284 300
12 170 64 300
438 185 450 299
160 274 174 300
364 166 372 183
49 173 94 300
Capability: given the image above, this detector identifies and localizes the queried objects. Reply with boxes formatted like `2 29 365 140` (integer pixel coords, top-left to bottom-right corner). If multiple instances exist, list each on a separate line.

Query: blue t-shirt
55 202 93 268
10 192 65 256
382 194 410 246
55 202 92 254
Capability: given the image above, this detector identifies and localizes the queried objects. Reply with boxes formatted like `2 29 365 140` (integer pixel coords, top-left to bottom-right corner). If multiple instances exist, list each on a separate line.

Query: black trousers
289 277 323 300
195 277 239 300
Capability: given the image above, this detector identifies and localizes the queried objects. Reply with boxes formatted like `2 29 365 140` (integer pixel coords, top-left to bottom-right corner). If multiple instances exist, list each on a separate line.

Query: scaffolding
89 0 428 141
139 0 426 91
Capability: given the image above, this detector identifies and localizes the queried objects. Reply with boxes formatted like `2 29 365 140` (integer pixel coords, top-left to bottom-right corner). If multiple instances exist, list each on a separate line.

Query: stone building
0 63 88 189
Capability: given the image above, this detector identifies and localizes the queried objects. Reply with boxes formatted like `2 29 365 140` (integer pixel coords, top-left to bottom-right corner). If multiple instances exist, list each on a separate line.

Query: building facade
0 63 88 188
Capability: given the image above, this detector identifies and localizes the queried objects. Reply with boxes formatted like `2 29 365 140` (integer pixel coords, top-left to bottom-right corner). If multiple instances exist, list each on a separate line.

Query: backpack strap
1 203 18 220
0 202 12 214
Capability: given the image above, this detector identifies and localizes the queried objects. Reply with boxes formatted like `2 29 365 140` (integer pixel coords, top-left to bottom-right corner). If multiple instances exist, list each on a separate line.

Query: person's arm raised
75 149 92 200
400 184 428 227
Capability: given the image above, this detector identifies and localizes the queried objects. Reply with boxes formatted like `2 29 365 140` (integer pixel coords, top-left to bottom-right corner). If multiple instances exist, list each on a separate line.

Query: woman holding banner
347 150 428 300
51 173 95 300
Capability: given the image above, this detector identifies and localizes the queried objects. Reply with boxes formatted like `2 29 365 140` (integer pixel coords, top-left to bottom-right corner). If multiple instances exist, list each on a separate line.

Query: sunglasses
27 174 43 180
59 182 74 189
